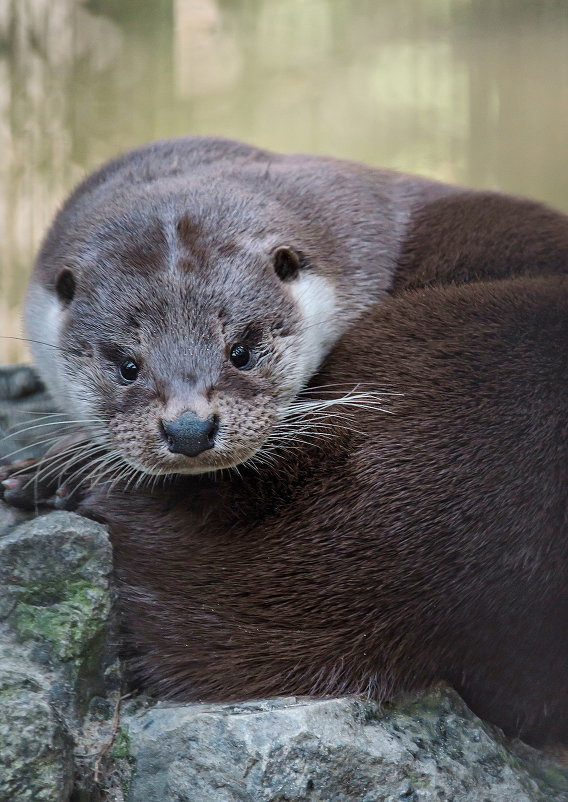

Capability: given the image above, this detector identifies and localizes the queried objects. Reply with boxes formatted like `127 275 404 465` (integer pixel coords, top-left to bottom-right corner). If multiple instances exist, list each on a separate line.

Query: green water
1 0 567 361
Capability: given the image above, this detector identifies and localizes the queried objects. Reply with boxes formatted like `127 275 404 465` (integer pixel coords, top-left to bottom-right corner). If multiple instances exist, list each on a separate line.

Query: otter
1 137 567 746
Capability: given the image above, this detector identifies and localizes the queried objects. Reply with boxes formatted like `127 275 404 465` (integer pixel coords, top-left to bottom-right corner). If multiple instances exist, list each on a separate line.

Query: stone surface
0 506 120 802
0 364 43 403
0 496 31 535
0 364 63 464
0 663 74 802
0 512 114 705
124 691 568 802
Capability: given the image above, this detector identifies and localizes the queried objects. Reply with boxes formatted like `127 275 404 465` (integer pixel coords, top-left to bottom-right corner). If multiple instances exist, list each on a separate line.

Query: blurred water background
1 0 567 362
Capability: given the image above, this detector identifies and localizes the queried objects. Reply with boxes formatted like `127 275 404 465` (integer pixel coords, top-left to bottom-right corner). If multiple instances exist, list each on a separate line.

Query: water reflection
1 0 567 361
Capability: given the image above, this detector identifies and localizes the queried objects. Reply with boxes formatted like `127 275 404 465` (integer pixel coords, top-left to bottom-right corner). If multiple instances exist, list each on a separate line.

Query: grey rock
0 513 113 686
0 662 74 802
125 690 568 802
0 506 119 802
0 363 64 463
0 499 32 537
0 364 43 402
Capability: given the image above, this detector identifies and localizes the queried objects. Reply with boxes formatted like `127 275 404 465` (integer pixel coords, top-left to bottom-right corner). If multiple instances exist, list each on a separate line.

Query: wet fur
21 138 568 745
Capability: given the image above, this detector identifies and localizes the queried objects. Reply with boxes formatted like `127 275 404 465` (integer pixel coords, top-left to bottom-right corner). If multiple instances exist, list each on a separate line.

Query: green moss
0 680 72 802
405 771 433 790
0 674 41 700
111 727 131 760
13 578 109 661
534 765 568 793
111 726 134 798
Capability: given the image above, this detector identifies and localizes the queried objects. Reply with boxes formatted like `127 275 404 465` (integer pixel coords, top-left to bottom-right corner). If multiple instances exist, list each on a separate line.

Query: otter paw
0 458 59 509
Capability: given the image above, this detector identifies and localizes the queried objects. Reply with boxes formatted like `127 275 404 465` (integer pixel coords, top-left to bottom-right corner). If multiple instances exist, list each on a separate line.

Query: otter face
25 205 341 478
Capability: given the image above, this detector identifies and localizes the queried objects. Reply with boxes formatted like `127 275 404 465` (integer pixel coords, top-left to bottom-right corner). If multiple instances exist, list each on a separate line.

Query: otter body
7 137 568 745
91 273 568 747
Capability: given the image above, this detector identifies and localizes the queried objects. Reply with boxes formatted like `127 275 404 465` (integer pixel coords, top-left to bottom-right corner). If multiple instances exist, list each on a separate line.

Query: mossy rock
0 665 74 802
0 511 114 713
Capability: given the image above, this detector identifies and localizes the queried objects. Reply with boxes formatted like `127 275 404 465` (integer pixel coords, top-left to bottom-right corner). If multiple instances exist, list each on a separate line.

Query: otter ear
55 268 76 305
273 246 307 282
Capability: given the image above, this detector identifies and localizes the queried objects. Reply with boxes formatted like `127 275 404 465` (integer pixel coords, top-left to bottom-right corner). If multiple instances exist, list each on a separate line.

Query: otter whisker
142 463 170 492
133 467 150 491
8 439 109 506
2 418 107 440
274 414 353 431
149 467 169 493
87 452 130 490
299 382 398 391
272 424 365 440
286 390 396 412
107 466 131 494
277 416 361 430
229 463 245 480
126 464 150 492
281 403 393 422
106 463 131 493
283 411 357 425
30 444 94 502
242 452 284 480
0 434 72 464
10 410 70 416
3 440 90 482
30 442 109 487
0 335 85 358
108 456 156 494
71 451 116 486
266 429 335 446
4 412 67 433
253 388 397 462
93 459 126 494
40 435 111 478
267 424 335 441
72 452 128 497
129 464 154 491
32 445 95 483
280 413 375 431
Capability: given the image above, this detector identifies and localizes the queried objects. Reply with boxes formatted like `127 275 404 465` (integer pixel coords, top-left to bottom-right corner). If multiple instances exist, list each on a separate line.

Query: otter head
25 187 342 478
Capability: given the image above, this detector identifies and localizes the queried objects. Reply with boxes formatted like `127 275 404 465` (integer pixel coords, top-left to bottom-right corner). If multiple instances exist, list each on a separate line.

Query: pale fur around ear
24 283 68 409
288 272 342 385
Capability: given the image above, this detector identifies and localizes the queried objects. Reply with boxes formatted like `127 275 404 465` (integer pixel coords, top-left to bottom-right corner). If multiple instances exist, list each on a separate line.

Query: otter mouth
120 442 265 478
105 404 273 479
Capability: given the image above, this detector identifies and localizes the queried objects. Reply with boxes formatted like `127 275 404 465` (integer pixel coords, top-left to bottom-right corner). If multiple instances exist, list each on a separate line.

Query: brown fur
8 137 568 745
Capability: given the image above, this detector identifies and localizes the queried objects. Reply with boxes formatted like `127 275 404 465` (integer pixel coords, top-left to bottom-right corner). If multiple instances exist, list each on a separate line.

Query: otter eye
229 344 254 370
119 360 139 383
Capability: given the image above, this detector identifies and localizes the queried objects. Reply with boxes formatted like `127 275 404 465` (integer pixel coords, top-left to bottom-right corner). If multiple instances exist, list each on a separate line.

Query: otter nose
161 413 218 458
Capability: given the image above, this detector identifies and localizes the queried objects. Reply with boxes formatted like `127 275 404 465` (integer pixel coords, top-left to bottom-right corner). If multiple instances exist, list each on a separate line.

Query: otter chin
4 136 568 747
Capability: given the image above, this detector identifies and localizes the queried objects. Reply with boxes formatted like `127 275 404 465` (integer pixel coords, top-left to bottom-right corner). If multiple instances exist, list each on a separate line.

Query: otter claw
1 477 23 491
53 480 85 512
